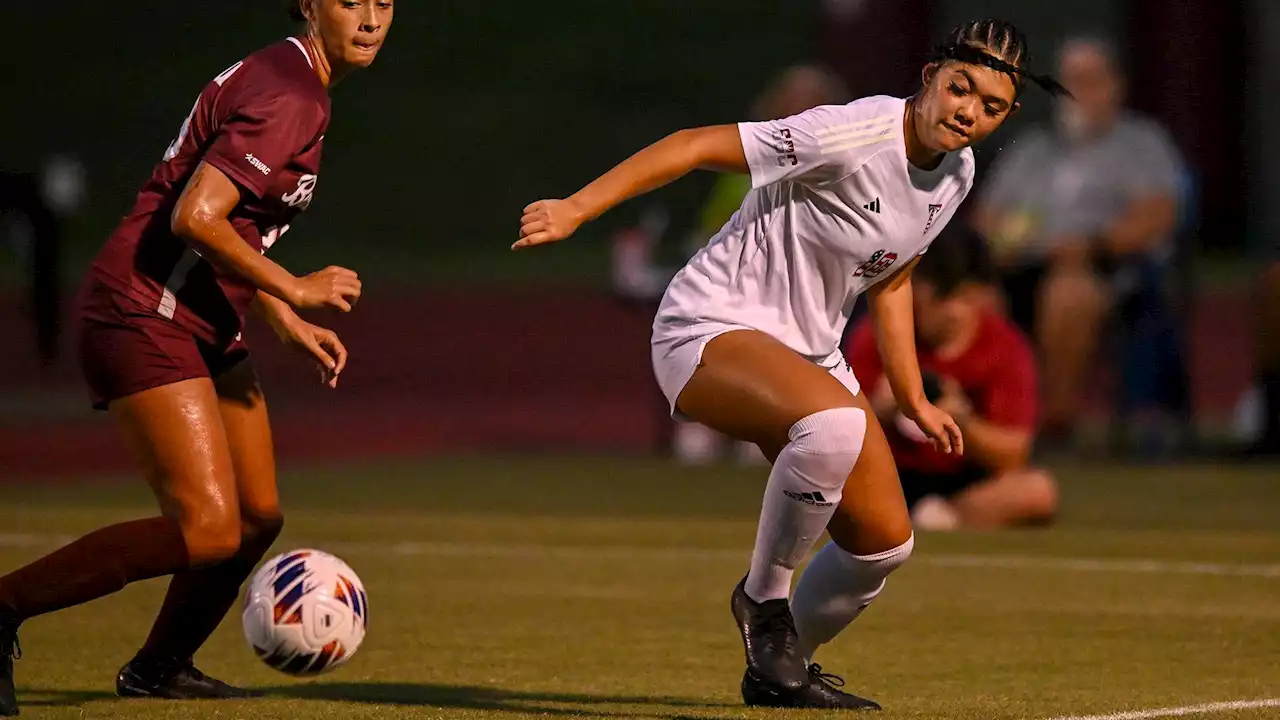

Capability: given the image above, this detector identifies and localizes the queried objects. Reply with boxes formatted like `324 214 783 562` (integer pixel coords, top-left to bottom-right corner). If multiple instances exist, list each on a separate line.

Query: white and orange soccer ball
241 549 369 676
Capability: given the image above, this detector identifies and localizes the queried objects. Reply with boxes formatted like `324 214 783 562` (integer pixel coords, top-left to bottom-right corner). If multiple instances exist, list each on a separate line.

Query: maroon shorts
76 278 248 410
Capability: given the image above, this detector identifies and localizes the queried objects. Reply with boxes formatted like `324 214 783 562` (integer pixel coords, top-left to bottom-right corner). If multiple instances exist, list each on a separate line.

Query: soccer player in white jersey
517 19 1068 710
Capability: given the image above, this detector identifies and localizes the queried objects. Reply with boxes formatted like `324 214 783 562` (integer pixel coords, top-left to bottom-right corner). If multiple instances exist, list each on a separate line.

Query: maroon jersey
845 311 1039 475
88 37 329 343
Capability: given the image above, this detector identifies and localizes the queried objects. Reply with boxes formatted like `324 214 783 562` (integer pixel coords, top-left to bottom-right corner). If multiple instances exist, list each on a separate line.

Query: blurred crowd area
3 1 1279 480
607 0 1280 471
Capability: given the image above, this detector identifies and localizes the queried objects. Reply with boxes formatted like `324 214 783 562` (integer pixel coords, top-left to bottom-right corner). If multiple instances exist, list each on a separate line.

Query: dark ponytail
934 19 1072 99
286 0 306 22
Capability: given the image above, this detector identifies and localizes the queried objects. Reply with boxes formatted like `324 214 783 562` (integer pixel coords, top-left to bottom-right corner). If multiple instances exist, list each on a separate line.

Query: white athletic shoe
911 495 960 532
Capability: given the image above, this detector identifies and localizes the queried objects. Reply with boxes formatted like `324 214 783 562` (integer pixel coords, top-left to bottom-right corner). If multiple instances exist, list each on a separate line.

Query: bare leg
134 360 284 668
949 467 1059 528
1038 264 1109 432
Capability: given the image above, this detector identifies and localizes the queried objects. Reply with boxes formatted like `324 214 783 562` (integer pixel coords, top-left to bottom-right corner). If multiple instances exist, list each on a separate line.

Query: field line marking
923 554 1280 578
1042 698 1280 720
0 533 1276 578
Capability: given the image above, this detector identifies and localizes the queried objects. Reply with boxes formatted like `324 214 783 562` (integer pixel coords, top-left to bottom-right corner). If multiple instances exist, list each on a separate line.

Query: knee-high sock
791 535 915 662
744 407 866 602
135 516 283 666
0 517 190 622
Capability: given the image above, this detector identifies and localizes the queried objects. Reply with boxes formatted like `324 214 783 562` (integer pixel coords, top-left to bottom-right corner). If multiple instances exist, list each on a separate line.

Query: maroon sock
136 518 281 666
0 517 190 622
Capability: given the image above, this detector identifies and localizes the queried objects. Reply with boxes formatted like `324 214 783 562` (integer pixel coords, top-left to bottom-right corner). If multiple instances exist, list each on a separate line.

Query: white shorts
650 323 862 421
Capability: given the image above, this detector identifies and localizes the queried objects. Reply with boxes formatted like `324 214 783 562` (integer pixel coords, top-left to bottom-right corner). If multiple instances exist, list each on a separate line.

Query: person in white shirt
516 18 1068 710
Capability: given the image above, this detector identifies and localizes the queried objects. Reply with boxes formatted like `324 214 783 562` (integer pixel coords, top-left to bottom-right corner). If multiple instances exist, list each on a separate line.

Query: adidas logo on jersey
863 197 881 213
784 490 834 507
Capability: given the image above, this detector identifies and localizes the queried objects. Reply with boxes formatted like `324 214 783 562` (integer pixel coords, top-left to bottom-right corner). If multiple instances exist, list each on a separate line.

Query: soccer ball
241 549 369 676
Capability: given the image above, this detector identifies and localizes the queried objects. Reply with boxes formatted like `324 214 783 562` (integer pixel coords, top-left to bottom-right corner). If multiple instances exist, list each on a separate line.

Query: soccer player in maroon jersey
844 233 1058 530
0 1 393 713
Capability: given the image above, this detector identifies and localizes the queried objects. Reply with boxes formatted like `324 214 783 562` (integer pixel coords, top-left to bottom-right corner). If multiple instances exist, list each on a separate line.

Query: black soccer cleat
742 663 882 710
0 618 19 717
116 657 253 700
730 575 808 692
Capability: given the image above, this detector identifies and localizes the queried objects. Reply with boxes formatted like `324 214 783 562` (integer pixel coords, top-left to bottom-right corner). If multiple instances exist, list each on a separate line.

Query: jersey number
162 61 244 162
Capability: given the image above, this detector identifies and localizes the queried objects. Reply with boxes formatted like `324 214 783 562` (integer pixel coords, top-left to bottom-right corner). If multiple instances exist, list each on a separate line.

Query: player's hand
275 318 349 389
513 198 586 250
902 400 965 456
291 266 362 312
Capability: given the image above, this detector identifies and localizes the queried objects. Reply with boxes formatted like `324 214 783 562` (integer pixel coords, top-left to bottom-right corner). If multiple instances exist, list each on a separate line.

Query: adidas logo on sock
863 198 881 213
784 490 834 507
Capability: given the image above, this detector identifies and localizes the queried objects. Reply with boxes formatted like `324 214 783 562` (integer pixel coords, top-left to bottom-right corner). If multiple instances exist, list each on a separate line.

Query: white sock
791 535 915 662
743 407 867 602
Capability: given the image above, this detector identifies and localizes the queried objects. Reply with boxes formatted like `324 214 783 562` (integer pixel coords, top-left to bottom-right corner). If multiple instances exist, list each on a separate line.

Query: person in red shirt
0 1 393 713
844 231 1058 530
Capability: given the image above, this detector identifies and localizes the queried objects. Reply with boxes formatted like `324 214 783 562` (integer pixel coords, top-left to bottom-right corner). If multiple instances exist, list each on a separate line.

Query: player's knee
785 406 868 490
1021 468 1059 523
877 531 914 575
834 506 914 555
181 513 243 566
848 532 914 588
241 511 285 553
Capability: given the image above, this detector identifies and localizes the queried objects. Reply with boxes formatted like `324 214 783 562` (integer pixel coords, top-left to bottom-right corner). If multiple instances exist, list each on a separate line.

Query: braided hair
934 19 1072 99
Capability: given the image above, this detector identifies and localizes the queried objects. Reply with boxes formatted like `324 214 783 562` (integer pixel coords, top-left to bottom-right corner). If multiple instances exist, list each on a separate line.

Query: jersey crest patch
853 249 899 278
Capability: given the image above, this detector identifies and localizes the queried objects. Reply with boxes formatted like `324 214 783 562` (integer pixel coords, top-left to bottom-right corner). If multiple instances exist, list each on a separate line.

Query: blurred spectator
1245 256 1280 456
845 232 1057 531
3 157 85 367
972 37 1189 448
606 64 849 464
2 157 85 367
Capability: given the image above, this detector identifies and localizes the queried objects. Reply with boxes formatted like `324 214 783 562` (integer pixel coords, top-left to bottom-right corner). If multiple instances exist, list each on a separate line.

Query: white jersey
653 95 975 367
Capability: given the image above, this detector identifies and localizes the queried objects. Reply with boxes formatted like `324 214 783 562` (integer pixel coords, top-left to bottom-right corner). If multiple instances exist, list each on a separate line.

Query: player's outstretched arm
515 125 747 250
171 161 362 312
866 258 964 456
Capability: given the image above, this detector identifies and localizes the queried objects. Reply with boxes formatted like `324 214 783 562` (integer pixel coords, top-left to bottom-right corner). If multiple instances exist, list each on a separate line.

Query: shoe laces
809 664 845 688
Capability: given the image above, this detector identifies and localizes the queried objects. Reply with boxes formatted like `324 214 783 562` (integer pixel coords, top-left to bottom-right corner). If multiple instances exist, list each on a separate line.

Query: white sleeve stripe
818 124 896 148
813 114 896 137
157 248 202 320
819 128 895 155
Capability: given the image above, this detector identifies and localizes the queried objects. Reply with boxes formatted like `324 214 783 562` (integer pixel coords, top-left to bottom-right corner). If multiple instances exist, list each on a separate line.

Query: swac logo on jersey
244 153 272 176
282 174 317 209
853 249 898 278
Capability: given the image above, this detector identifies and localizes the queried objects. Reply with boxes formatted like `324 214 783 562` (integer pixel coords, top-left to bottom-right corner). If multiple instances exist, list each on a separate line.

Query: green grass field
1 457 1277 719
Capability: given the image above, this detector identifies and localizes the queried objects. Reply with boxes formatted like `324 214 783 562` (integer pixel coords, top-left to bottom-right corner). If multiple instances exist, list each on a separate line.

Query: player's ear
1010 99 1022 116
922 61 942 88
